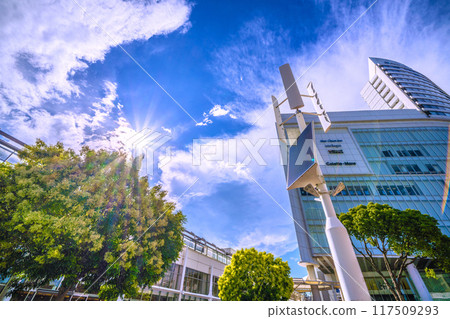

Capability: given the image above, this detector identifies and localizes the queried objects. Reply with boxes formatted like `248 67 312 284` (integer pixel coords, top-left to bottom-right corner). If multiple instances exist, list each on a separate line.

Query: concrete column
317 183 371 301
316 269 330 301
208 266 214 301
406 263 432 301
306 265 321 301
178 247 189 301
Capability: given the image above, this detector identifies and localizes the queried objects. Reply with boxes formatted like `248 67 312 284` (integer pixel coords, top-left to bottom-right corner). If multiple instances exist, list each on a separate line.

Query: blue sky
1 0 450 278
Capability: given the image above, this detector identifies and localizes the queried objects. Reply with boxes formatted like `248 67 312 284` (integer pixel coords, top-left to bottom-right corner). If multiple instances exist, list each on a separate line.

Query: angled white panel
307 82 331 133
279 63 304 110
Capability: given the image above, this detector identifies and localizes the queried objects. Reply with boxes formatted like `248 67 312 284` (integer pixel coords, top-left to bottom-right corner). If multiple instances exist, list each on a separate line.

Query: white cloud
209 105 230 117
5 80 136 151
237 230 297 257
161 126 172 134
0 0 191 147
196 104 236 126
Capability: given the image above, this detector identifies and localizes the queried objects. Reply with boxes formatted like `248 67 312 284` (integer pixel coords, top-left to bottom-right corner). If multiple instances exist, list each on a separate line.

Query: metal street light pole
276 63 371 301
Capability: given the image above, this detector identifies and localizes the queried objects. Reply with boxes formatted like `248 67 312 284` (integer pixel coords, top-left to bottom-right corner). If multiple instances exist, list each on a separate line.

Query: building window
425 164 442 173
195 243 204 253
183 268 210 296
405 186 421 195
212 276 220 297
382 150 394 157
392 165 402 173
157 264 183 290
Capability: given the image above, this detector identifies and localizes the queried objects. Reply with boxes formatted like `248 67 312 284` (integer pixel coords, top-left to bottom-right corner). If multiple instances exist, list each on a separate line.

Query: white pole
316 182 371 301
406 263 432 301
294 109 370 300
178 247 189 301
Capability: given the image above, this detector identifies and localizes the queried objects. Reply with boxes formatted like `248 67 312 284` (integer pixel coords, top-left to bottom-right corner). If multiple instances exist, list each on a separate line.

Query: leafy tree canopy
218 248 293 301
338 202 449 301
0 140 185 300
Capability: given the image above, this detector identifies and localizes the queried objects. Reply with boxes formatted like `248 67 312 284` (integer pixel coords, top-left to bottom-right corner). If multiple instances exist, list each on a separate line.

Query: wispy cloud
209 18 291 121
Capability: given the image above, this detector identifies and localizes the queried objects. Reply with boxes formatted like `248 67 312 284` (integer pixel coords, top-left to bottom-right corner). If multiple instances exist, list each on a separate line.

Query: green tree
0 140 185 300
218 248 293 301
338 202 450 301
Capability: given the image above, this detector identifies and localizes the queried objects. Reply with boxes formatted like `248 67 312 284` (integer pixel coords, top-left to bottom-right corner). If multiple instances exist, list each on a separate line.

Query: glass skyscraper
361 57 450 116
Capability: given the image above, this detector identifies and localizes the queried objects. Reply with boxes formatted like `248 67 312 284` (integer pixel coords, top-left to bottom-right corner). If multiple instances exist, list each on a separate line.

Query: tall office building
277 59 450 301
361 57 450 116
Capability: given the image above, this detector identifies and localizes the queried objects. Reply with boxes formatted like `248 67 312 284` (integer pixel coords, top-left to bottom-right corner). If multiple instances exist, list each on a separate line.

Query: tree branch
358 239 399 300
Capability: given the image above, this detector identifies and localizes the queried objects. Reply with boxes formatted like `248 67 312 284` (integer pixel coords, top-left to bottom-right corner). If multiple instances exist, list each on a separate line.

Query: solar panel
287 122 320 190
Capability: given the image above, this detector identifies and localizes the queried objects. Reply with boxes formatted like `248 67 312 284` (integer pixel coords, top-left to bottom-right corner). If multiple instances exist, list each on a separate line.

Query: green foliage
0 140 185 300
338 202 449 300
217 248 293 301
424 268 437 279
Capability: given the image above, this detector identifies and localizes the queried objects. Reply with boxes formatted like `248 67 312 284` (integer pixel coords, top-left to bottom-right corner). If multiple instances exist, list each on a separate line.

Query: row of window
393 76 438 90
382 149 424 157
301 185 372 197
400 83 447 98
421 104 450 111
157 265 220 297
381 64 425 77
376 185 421 196
384 68 431 83
352 128 448 144
407 90 449 100
183 236 231 265
394 77 442 92
301 184 422 197
416 98 450 107
428 111 450 117
391 164 443 174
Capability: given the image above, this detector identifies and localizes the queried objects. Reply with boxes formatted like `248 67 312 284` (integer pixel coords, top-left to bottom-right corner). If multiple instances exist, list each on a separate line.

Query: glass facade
364 272 416 301
154 265 217 299
376 58 450 115
183 268 210 296
298 125 450 257
419 270 450 301
156 264 183 290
